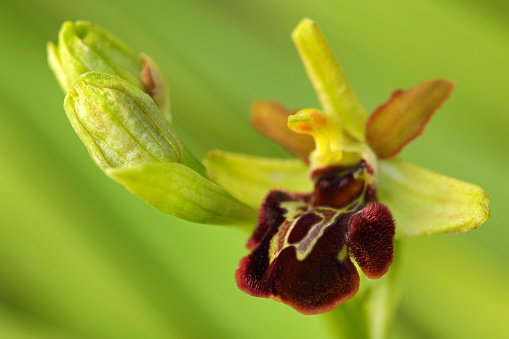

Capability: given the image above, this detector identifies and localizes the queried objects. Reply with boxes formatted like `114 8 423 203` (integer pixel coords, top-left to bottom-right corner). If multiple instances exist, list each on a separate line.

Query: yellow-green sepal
378 158 490 239
291 18 368 141
204 150 311 208
106 162 258 226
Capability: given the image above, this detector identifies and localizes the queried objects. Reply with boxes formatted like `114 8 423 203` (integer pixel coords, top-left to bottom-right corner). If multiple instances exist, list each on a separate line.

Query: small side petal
140 53 171 121
204 150 312 208
106 162 258 226
250 101 314 161
378 158 490 239
366 79 454 158
291 18 368 141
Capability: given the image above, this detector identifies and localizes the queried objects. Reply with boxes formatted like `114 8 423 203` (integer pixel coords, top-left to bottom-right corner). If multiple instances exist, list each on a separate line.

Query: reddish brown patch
288 212 322 244
277 220 292 252
313 164 366 208
311 165 342 179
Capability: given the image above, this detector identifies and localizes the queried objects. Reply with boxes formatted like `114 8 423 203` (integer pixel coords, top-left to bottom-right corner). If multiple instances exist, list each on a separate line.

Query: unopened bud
64 72 183 169
48 21 144 93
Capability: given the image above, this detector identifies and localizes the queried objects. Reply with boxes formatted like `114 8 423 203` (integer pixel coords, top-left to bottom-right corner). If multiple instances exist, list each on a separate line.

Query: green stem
323 241 402 339
324 297 370 339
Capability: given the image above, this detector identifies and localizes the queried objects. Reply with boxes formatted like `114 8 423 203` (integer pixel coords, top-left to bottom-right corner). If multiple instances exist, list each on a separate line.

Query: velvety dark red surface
348 202 395 279
236 161 395 314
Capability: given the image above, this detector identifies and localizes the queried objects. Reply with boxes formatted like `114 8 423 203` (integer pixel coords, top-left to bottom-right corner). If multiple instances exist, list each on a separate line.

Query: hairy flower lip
347 202 395 279
235 158 395 315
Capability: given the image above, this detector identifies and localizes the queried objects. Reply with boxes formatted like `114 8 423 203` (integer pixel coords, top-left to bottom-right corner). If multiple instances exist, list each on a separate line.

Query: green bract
107 162 257 225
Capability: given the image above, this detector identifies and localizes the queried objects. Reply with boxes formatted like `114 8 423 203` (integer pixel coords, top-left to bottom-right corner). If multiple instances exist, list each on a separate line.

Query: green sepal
204 150 311 208
47 41 70 93
50 21 144 93
64 72 183 169
378 158 490 239
291 18 368 141
106 162 258 226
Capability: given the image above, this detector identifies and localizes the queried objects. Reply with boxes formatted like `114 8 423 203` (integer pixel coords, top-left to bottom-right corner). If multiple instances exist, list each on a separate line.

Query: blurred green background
1 0 508 338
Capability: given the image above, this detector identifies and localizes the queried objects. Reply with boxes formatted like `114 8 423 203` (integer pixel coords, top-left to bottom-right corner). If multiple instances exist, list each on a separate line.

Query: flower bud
47 21 144 93
64 72 183 169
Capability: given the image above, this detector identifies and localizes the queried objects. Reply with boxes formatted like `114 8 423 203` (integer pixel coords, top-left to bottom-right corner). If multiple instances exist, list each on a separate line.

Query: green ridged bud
47 21 144 93
48 21 171 120
64 72 183 169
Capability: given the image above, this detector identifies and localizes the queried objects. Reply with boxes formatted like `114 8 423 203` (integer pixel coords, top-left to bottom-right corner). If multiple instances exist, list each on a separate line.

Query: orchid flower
205 19 490 315
48 17 490 330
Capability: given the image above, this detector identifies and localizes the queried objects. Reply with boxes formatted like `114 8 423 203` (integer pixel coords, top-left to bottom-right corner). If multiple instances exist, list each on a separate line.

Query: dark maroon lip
235 160 395 314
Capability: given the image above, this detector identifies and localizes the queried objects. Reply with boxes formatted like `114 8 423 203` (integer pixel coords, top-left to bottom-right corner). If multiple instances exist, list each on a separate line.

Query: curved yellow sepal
291 18 368 141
